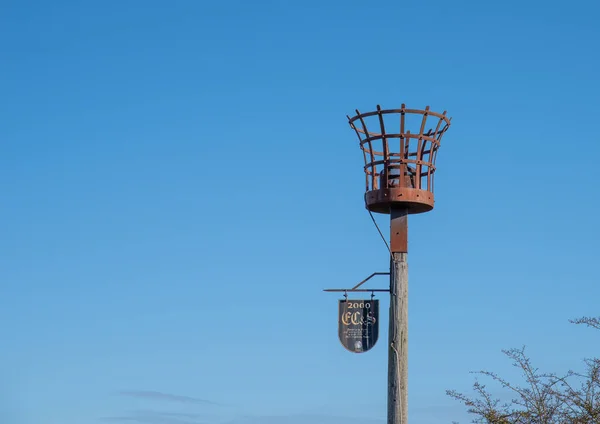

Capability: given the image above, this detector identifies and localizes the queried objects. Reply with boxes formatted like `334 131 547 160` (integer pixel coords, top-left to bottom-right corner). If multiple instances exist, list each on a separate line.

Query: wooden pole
388 208 408 424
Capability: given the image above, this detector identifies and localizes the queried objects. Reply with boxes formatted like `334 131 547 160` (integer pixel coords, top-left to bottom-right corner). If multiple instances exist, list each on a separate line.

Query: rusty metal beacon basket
348 104 452 214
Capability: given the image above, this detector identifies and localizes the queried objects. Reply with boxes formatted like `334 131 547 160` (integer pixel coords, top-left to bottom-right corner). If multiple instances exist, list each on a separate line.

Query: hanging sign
338 299 379 353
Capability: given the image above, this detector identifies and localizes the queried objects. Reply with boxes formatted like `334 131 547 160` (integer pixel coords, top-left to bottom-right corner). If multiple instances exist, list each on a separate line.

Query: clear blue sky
1 0 599 423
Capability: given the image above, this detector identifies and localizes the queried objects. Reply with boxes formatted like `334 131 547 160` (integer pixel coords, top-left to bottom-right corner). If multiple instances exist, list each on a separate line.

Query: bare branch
447 318 600 423
569 317 600 330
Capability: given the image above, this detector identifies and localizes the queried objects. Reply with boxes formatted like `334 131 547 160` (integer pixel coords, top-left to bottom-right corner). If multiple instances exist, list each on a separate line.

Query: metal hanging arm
323 271 390 293
351 272 389 290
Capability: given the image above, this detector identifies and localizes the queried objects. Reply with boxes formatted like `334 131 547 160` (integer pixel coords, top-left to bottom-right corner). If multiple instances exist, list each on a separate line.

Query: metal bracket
323 272 390 293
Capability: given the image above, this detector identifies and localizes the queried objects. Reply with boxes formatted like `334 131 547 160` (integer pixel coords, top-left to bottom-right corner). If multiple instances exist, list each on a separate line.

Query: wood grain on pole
389 252 408 424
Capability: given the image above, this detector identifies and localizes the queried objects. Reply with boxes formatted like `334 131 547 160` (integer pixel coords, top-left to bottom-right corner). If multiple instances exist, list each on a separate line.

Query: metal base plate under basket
365 188 434 214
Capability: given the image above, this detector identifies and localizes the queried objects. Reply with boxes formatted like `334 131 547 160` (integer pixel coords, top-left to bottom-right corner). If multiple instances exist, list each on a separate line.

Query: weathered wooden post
347 104 452 424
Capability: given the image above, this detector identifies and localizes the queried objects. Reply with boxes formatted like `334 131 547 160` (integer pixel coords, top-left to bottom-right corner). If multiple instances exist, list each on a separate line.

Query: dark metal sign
338 299 379 353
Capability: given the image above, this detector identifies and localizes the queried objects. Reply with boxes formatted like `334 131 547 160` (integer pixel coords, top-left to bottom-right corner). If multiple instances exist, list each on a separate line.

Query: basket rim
347 105 452 126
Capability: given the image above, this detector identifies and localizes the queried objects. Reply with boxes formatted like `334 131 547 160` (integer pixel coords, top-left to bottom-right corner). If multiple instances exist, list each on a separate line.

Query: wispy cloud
101 410 207 424
142 411 206 420
101 416 200 424
224 414 385 424
119 391 217 406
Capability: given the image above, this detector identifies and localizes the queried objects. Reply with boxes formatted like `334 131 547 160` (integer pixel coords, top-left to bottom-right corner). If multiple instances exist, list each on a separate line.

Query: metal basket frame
348 104 451 194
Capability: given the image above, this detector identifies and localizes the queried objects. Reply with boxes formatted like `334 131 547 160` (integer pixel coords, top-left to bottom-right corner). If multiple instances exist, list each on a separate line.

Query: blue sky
1 0 599 423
